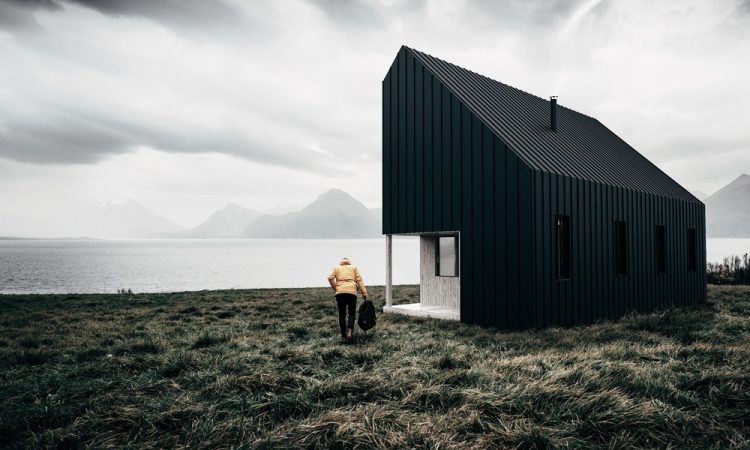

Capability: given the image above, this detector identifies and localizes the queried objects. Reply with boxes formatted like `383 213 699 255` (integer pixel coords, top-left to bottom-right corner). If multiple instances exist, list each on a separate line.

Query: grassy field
1 285 749 449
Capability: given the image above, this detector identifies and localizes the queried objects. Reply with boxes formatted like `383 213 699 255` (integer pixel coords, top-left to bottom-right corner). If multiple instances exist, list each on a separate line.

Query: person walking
327 257 367 342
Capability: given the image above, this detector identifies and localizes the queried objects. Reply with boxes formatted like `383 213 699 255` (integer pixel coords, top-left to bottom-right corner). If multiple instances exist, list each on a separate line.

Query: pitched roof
407 46 699 203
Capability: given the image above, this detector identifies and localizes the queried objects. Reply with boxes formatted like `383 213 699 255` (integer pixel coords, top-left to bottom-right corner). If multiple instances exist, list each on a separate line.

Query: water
0 238 420 294
2 238 749 295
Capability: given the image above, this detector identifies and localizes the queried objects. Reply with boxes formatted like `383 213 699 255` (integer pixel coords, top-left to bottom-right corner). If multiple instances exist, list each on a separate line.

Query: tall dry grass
1 285 748 449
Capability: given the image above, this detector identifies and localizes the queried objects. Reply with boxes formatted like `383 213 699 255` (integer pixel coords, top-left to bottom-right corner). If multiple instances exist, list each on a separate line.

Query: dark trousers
335 294 357 338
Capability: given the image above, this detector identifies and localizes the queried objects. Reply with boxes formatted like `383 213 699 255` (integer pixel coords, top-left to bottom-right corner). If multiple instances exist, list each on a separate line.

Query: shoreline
0 284 409 297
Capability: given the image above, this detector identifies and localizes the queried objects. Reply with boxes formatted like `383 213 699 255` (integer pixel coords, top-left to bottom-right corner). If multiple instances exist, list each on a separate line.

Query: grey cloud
0 112 330 172
391 0 427 16
0 0 351 171
736 0 750 15
0 0 58 30
1 0 269 38
307 0 388 29
110 121 329 172
64 0 245 28
0 0 747 200
0 115 132 164
3 0 237 21
2 0 60 9
461 0 613 35
467 0 580 27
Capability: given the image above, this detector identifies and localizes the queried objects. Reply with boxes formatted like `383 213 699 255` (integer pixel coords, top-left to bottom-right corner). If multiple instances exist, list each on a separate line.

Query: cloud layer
0 0 748 234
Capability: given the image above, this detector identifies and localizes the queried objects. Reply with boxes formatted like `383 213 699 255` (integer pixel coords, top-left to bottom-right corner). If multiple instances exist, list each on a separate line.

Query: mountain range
175 203 261 238
706 174 750 237
244 189 381 238
62 189 381 239
5 177 750 239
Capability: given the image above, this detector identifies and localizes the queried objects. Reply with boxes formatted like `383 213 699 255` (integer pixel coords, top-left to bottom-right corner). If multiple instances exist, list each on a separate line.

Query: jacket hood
339 258 352 265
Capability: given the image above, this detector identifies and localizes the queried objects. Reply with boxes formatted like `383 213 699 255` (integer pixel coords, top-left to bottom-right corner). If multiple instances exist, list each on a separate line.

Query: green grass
1 285 749 449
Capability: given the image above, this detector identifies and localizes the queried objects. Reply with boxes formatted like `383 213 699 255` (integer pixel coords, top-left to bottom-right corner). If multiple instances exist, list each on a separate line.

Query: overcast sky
0 0 748 234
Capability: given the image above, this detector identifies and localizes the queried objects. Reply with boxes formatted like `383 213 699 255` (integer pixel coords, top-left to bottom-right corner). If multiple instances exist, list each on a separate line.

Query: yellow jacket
328 258 367 296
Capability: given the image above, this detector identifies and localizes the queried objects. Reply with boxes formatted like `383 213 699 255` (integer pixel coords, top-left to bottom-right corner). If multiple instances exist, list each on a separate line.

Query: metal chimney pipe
550 96 558 132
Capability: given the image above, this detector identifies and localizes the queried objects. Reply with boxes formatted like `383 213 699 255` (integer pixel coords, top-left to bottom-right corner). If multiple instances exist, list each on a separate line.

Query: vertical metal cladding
383 46 706 329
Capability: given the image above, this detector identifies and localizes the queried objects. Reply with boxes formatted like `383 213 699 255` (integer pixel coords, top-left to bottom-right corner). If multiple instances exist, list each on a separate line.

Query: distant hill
244 189 381 238
370 207 383 229
3 191 382 239
175 203 260 238
706 174 750 237
76 199 182 239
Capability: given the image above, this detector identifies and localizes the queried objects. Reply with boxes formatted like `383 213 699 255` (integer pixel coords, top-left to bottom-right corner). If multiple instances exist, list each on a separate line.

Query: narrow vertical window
556 215 571 279
615 221 627 275
437 236 458 277
655 225 666 274
687 228 697 272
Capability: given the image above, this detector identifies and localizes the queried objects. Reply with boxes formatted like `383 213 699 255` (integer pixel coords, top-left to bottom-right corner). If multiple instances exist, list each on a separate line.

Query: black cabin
382 46 706 329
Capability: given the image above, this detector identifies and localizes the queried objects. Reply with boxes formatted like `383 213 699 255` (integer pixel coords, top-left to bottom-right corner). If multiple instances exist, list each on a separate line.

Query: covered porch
382 233 460 322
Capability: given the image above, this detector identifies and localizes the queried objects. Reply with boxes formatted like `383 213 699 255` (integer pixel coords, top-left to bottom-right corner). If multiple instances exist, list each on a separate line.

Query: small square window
437 236 458 277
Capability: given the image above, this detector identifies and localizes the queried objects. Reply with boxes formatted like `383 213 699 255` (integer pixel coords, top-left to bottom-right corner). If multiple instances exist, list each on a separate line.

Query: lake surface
2 238 749 295
0 238 420 294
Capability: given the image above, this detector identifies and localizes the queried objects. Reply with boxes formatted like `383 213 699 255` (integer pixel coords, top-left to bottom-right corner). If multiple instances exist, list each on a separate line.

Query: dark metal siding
383 47 707 329
529 172 707 327
383 47 535 328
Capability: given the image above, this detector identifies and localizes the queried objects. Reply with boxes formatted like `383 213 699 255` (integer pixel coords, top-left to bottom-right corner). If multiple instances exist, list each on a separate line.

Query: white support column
385 234 393 308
